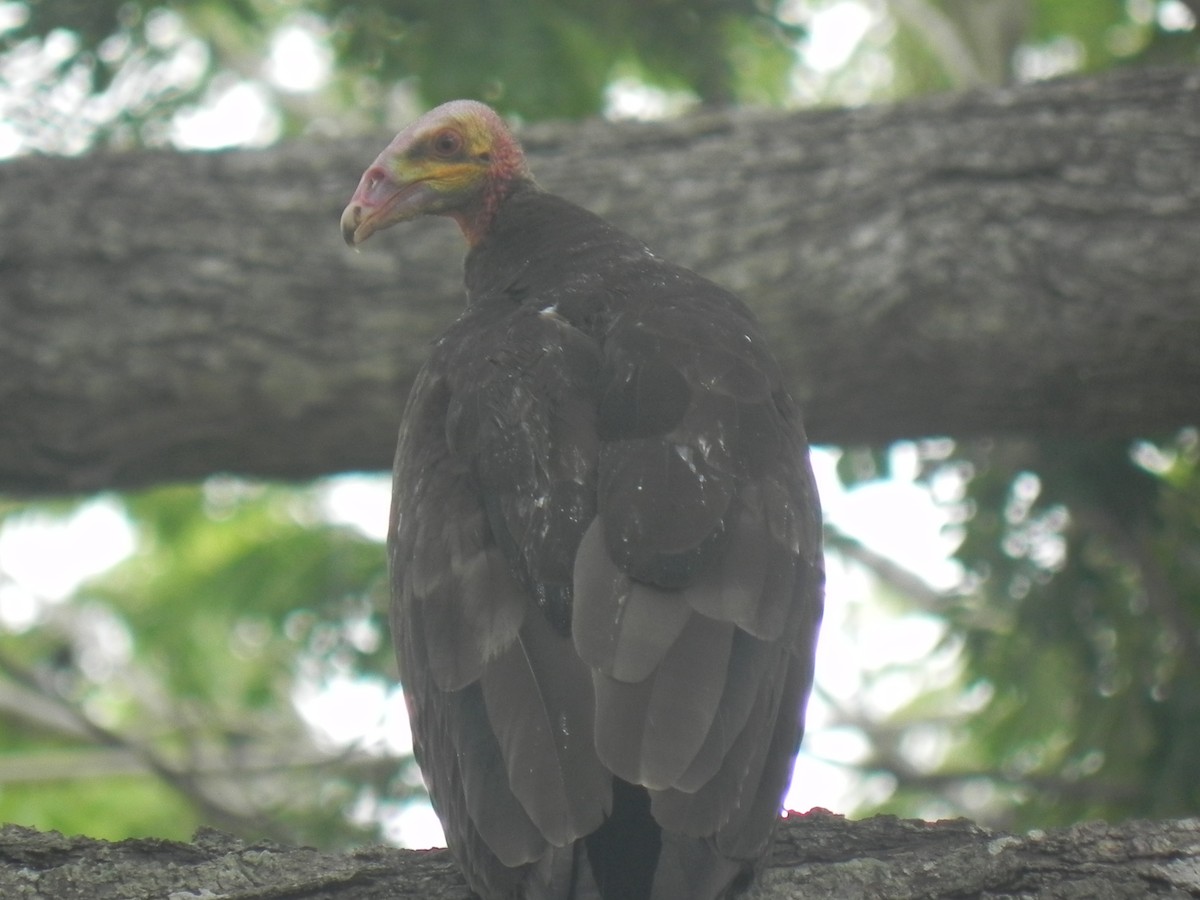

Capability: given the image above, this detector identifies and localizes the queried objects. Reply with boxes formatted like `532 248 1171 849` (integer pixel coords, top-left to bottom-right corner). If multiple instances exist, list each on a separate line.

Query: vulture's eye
432 129 463 158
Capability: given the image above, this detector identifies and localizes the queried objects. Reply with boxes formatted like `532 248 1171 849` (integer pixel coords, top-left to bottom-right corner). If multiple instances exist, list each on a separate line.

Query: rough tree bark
1 66 1198 495
3 811 1199 899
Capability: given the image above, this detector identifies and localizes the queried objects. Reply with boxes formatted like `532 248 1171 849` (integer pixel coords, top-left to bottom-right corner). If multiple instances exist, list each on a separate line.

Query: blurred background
1 0 1198 850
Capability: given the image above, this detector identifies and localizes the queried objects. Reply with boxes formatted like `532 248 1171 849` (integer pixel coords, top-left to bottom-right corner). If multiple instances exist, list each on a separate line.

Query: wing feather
648 648 792 850
671 630 776 794
400 603 545 873
573 517 692 682
414 542 529 691
591 611 735 790
481 608 610 846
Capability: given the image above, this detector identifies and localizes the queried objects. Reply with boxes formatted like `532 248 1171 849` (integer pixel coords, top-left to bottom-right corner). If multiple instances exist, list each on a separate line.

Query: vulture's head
341 99 531 247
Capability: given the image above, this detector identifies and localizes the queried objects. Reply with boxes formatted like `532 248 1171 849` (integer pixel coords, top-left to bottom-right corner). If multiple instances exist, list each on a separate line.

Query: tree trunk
2 67 1198 495
2 811 1197 898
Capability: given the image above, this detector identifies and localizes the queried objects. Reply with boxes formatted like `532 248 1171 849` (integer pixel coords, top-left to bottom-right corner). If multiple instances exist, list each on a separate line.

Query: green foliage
1025 0 1200 73
847 432 1200 829
105 482 389 701
1 0 808 152
0 482 405 846
2 774 197 842
7 0 1195 153
888 0 1198 93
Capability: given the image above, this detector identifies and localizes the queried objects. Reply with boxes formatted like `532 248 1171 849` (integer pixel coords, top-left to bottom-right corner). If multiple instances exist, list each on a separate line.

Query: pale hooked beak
340 164 439 246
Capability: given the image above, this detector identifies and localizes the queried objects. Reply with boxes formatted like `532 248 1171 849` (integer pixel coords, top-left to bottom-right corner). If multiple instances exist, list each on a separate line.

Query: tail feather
585 779 661 900
523 779 760 900
525 842 603 900
653 831 750 900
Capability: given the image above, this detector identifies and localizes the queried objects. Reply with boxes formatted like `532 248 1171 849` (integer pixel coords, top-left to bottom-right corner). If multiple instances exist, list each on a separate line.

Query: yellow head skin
340 100 531 248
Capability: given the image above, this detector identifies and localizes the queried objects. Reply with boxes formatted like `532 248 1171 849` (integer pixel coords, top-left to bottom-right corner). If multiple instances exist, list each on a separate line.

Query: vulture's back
389 185 823 900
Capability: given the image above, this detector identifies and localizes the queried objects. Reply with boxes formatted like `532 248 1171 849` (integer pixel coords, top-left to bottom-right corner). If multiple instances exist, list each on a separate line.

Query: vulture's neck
463 182 647 306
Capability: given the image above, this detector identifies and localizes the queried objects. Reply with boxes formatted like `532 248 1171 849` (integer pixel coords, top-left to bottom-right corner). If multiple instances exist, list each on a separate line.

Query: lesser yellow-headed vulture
342 100 824 900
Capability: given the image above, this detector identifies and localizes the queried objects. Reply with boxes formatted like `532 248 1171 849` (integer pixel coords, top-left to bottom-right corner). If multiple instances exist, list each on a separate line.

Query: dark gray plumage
342 100 824 900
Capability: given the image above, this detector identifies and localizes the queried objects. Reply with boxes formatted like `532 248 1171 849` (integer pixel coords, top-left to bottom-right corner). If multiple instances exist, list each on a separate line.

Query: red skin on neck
450 115 530 246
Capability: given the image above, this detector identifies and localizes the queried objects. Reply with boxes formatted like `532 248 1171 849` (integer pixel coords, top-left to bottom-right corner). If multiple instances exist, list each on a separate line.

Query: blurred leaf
885 432 1200 828
837 446 892 486
0 479 395 846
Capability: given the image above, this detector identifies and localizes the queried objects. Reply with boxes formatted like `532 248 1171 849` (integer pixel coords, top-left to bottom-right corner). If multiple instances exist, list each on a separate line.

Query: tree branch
3 67 1200 494
886 0 989 86
2 812 1198 898
824 522 953 613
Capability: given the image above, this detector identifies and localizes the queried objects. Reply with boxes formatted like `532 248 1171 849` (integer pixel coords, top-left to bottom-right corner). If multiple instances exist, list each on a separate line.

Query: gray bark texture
2 66 1199 495
2 811 1199 899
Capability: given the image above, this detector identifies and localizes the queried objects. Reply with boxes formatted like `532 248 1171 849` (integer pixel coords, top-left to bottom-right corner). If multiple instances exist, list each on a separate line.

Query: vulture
341 100 824 900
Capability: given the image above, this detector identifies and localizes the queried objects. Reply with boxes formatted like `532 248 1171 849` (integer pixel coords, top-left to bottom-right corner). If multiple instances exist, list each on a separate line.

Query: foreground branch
2 811 1198 898
3 67 1199 493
